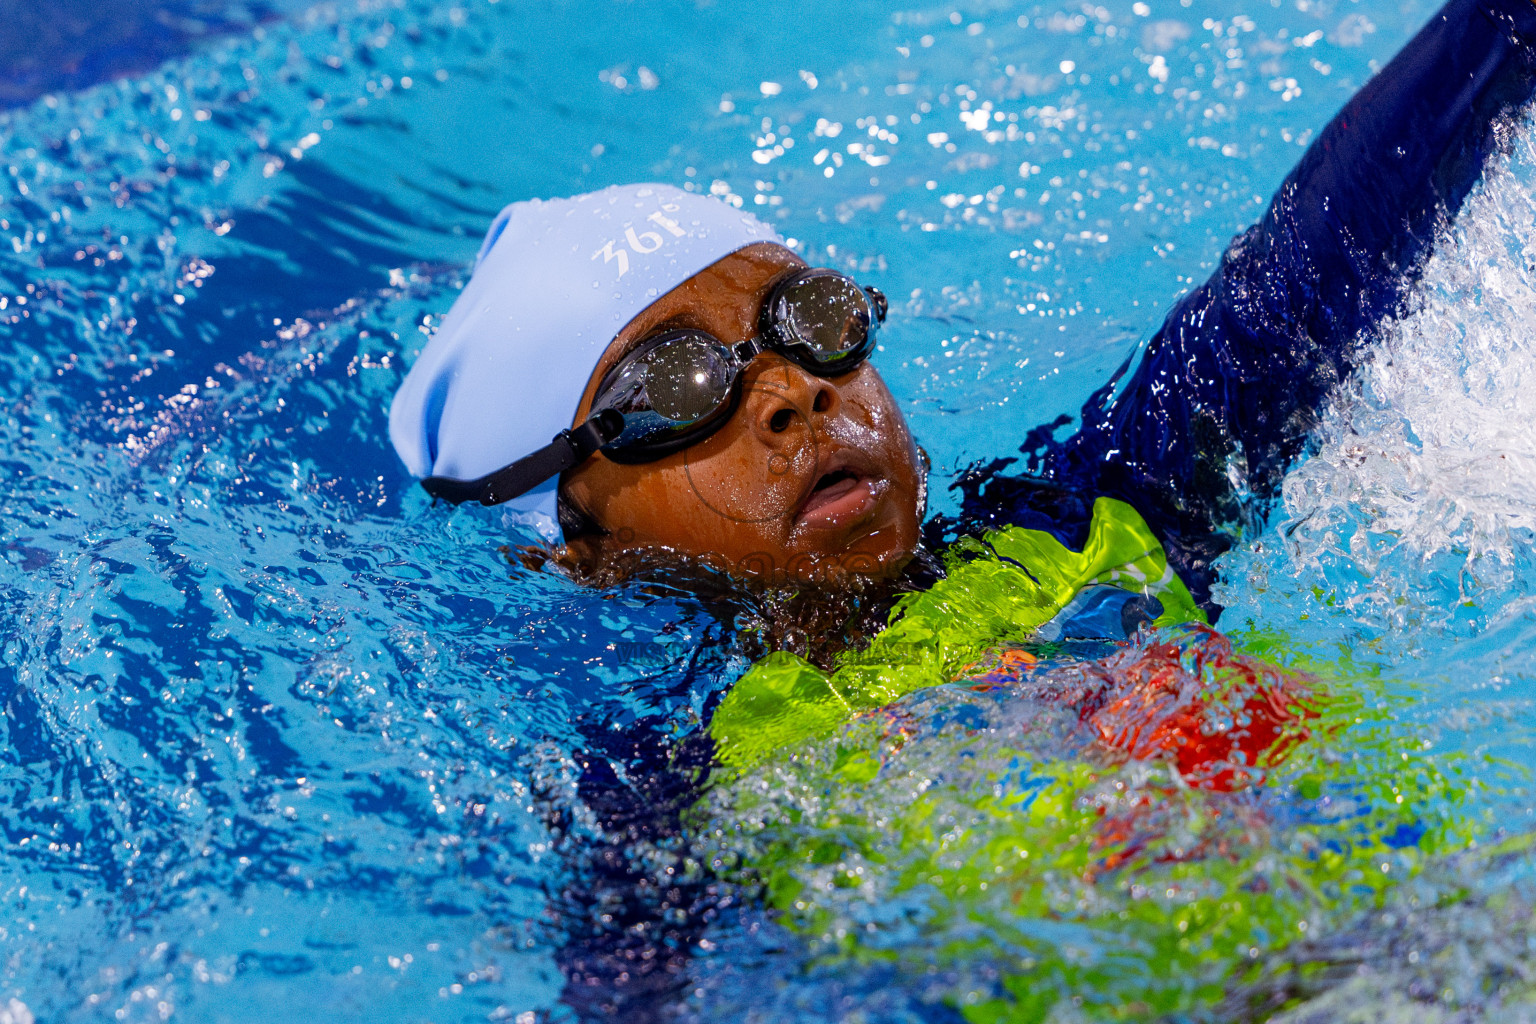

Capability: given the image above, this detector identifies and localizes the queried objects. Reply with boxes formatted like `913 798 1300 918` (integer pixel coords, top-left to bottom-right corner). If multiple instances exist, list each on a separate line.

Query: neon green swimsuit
692 499 1480 1022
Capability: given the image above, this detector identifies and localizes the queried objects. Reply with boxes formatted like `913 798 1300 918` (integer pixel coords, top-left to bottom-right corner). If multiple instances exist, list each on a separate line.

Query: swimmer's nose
747 358 841 446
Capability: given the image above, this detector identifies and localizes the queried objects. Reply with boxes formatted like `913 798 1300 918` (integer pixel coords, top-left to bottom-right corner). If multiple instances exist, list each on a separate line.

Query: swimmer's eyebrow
639 312 709 337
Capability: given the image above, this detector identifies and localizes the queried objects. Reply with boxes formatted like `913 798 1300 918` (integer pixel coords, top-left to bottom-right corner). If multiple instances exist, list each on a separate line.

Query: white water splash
1216 119 1536 642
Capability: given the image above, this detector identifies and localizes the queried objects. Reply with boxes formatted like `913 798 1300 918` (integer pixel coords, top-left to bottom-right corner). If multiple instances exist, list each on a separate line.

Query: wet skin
559 243 927 583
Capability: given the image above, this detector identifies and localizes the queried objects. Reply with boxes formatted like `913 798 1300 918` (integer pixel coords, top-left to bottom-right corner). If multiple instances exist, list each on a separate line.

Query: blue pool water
5 0 1536 1019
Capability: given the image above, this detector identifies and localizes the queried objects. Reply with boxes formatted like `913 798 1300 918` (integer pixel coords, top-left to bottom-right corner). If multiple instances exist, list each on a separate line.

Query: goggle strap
421 410 624 507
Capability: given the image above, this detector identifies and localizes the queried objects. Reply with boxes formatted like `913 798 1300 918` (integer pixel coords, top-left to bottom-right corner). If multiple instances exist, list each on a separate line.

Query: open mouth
812 468 860 499
795 462 886 530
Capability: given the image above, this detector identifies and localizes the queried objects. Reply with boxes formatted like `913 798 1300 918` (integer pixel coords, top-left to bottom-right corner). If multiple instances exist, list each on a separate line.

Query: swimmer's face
560 242 926 582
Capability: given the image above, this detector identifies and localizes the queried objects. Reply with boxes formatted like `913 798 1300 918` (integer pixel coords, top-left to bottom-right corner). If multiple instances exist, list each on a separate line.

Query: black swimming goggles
421 267 888 506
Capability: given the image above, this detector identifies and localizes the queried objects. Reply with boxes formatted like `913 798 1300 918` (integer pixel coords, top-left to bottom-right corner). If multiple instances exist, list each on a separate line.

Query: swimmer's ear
916 444 931 473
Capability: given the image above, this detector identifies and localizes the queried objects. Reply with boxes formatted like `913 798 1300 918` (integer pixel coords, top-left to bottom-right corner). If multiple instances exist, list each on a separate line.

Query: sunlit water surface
3 0 1536 1019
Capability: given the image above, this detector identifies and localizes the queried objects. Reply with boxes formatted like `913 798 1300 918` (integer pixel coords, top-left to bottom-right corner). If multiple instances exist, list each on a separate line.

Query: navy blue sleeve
946 0 1536 607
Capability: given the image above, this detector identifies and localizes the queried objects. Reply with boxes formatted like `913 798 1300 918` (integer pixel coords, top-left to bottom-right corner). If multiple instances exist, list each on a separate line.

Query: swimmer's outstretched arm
955 0 1536 605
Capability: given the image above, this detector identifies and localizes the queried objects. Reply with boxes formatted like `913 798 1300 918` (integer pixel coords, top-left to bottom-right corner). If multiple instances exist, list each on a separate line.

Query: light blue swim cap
389 183 784 539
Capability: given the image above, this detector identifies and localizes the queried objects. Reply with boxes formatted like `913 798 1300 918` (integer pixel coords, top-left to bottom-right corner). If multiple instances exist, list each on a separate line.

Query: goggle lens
591 330 738 461
637 332 735 422
775 273 874 365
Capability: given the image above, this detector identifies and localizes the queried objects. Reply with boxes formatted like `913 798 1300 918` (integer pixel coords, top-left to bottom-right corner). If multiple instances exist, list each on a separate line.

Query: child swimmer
392 0 1536 628
389 4 1536 1009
